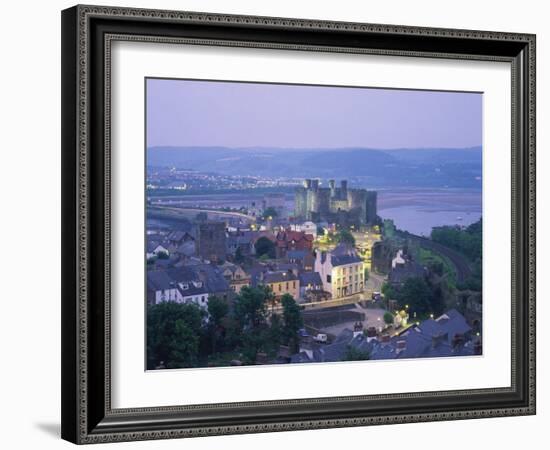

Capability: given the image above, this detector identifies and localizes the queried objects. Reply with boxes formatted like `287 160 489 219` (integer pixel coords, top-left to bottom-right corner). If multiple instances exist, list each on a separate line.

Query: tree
337 229 356 246
255 236 276 259
262 207 278 219
233 286 271 329
399 277 434 316
207 296 229 354
208 296 229 325
281 294 303 353
265 313 283 357
381 282 396 300
427 259 444 277
343 346 371 361
232 286 274 364
168 319 200 368
431 218 482 261
383 311 394 325
147 302 204 369
156 251 169 260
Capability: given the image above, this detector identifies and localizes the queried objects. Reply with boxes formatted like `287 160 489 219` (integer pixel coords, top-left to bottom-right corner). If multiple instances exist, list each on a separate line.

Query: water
377 188 482 236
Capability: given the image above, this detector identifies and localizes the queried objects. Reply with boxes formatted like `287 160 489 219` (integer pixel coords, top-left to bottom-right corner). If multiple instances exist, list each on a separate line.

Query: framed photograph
61 5 536 444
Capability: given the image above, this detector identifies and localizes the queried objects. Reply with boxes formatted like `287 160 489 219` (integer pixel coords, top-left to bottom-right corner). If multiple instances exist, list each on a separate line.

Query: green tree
381 282 396 300
337 229 356 246
147 302 204 369
168 319 200 368
263 207 278 219
156 251 169 260
265 313 283 357
232 286 273 363
234 285 271 329
383 311 394 325
281 294 303 353
207 296 229 354
383 219 396 239
399 277 434 316
255 236 276 259
343 346 371 361
431 218 482 261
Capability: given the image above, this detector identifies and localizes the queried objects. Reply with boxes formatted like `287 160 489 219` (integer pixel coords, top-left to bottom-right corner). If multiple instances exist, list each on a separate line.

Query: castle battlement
295 179 377 226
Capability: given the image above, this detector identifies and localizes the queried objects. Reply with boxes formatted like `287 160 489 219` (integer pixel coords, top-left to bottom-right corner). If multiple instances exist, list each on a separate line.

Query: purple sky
146 78 482 149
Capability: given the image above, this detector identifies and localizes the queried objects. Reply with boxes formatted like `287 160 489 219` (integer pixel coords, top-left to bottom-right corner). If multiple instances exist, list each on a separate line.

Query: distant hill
147 146 482 189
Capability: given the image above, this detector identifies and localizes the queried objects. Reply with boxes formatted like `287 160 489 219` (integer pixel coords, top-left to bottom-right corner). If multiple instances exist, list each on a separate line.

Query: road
400 232 472 282
366 272 385 293
149 205 257 224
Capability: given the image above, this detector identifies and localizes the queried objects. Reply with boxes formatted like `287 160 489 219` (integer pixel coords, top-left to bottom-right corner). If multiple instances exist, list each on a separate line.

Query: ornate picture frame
61 5 536 444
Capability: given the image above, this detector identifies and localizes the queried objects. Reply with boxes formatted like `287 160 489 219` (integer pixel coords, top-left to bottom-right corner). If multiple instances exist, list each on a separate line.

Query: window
327 275 332 283
293 281 296 288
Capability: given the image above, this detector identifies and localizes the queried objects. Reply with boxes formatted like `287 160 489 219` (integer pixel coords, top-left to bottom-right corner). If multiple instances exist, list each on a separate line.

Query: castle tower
365 191 378 225
310 179 320 190
340 180 348 199
329 179 336 197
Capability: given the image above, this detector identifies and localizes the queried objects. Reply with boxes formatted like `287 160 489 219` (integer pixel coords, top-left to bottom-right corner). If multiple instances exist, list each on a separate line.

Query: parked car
313 333 328 344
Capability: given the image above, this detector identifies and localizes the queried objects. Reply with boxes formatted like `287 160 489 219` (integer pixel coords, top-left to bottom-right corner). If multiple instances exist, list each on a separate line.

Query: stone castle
294 179 377 226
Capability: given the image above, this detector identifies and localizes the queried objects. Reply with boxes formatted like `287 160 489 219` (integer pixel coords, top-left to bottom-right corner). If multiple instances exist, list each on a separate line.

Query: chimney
380 333 390 343
451 333 465 349
366 327 377 338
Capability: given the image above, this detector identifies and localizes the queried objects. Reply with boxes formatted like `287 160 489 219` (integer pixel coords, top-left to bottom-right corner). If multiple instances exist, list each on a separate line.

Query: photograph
145 78 483 370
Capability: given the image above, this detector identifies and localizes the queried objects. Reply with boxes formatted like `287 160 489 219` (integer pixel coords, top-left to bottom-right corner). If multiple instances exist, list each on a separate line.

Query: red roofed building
275 230 314 258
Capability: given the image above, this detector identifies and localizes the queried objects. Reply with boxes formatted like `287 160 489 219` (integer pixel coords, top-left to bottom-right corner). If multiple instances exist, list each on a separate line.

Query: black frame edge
61 5 79 445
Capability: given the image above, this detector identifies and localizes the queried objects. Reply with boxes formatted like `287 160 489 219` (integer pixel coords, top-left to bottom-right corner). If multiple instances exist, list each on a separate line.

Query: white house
315 244 364 299
146 241 169 260
392 249 406 269
290 221 318 239
176 281 209 308
146 270 208 308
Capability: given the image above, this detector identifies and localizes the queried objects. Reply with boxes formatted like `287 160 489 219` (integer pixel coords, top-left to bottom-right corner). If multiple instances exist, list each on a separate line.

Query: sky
146 78 482 149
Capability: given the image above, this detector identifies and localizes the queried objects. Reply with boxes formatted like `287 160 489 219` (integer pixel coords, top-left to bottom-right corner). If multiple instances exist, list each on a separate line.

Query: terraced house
253 270 300 303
